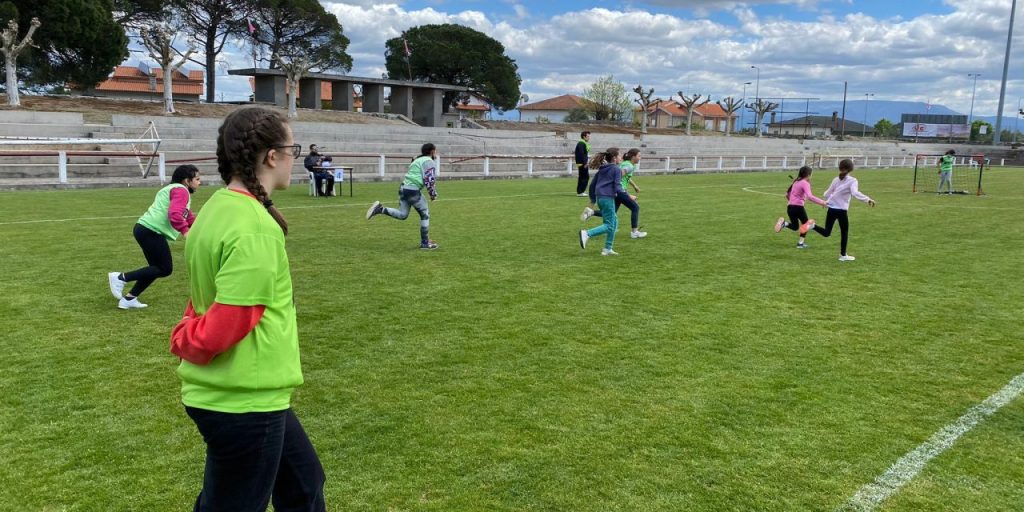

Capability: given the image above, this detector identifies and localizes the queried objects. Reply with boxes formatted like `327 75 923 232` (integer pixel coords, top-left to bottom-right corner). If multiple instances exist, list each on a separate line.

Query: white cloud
199 0 1021 117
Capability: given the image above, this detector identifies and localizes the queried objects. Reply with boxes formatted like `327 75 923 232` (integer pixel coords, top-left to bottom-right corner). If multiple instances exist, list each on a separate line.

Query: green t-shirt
177 188 302 413
940 155 954 173
620 161 635 190
402 156 432 189
137 183 189 241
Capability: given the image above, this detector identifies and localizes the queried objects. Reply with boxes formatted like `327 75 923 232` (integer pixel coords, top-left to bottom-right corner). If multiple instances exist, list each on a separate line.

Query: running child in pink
773 165 826 249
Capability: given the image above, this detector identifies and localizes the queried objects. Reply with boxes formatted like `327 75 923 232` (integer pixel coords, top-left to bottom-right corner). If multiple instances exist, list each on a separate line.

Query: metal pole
862 93 873 137
751 66 760 134
968 73 981 125
994 0 1017 144
741 82 751 134
840 81 848 140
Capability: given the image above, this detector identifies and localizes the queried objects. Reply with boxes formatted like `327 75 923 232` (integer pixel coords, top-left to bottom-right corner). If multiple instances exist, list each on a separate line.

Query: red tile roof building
76 64 205 102
637 99 737 132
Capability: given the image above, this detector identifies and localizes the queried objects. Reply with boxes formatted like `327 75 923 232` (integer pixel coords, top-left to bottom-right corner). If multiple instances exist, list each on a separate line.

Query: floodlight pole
751 65 760 133
967 73 981 125
862 93 874 137
994 0 1017 144
741 81 751 133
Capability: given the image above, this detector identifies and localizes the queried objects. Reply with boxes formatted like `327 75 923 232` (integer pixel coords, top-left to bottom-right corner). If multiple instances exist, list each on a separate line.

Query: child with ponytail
170 107 326 511
578 147 625 255
582 147 645 238
773 165 825 248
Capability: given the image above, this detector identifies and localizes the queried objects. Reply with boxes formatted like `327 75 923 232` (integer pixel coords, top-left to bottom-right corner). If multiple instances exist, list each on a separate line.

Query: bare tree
747 98 779 138
1 17 40 107
716 96 743 137
140 25 198 114
632 84 661 145
274 53 311 118
676 91 711 136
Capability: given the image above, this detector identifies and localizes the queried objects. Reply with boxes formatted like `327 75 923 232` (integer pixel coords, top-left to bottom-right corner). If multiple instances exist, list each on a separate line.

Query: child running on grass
107 164 201 309
774 165 826 248
366 143 439 249
578 147 625 256
805 158 876 261
581 147 646 238
170 107 326 511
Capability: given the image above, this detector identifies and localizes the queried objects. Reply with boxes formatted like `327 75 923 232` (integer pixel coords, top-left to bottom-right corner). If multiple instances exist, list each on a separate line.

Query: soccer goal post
912 154 985 195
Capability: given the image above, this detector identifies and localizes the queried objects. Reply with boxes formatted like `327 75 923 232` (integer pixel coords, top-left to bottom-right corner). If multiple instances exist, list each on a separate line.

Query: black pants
811 208 850 255
186 406 326 512
313 172 335 196
576 165 589 194
123 223 172 297
785 205 809 232
594 194 641 229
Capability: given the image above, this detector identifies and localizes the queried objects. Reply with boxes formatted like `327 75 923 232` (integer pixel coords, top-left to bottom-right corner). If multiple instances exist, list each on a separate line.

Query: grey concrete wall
413 89 442 127
299 79 322 110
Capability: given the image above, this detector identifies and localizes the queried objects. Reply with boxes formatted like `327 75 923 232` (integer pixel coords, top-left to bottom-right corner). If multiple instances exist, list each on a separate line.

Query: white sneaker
108 272 125 299
774 217 786 233
577 192 588 197
838 255 856 262
580 207 594 221
118 297 148 309
601 248 619 256
579 230 589 249
366 201 382 220
630 230 647 239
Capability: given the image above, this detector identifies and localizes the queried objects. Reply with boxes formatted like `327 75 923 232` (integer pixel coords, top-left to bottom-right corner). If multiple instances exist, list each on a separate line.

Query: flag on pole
403 38 412 58
247 19 256 35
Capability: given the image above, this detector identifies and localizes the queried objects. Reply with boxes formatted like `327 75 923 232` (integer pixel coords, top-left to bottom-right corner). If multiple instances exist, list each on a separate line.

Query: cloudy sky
159 0 1022 117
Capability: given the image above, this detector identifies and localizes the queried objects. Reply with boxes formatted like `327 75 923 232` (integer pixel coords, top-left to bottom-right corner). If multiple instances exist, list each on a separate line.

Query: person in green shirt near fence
937 149 955 194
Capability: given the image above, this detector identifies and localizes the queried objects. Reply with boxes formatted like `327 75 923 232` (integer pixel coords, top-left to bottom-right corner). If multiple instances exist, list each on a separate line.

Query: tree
874 118 897 138
252 0 351 73
717 96 743 137
174 0 250 103
8 0 128 88
113 0 167 30
971 120 993 142
633 84 660 143
747 98 779 138
582 75 631 122
0 13 39 106
564 107 591 123
676 92 711 136
384 24 520 112
139 23 197 114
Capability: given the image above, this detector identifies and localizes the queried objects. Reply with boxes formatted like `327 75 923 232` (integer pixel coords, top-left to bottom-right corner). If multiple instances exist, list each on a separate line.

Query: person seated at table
315 156 336 197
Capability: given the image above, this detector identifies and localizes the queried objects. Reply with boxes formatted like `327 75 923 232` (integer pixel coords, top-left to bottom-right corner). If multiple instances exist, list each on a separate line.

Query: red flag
403 38 411 58
247 19 256 35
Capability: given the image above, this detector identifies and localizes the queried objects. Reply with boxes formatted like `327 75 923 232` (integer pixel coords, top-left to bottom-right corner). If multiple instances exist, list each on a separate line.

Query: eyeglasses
272 144 302 160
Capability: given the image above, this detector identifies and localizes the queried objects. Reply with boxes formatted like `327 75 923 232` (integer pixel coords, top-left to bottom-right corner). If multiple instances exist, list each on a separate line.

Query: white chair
308 171 320 196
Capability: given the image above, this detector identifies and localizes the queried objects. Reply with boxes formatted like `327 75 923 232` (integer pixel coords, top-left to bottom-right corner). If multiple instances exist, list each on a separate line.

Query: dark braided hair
588 147 620 170
216 107 290 235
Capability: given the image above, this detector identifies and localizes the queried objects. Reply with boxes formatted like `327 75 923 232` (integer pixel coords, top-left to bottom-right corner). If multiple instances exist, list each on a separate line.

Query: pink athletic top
787 179 826 207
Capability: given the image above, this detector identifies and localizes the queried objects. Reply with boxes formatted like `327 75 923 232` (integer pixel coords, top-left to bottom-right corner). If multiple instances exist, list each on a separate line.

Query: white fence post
835 157 840 168
378 155 386 178
665 156 671 172
527 159 534 176
567 159 573 174
692 156 697 170
864 156 869 166
819 155 824 167
435 155 441 178
877 156 882 167
158 153 166 184
782 156 788 168
890 156 895 166
902 156 907 166
740 156 746 169
58 151 67 184
483 157 490 177
718 156 723 170
1001 158 1006 166
762 156 768 169
801 156 807 166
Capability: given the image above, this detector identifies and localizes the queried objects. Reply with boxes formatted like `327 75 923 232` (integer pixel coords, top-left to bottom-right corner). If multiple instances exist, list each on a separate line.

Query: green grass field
1 166 1022 511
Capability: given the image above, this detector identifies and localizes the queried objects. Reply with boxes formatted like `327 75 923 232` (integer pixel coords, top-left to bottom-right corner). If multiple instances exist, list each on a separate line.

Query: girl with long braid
578 147 625 256
170 107 326 511
773 165 826 249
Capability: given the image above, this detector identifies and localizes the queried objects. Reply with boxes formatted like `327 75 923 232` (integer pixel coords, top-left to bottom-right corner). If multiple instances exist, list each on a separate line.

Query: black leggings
594 194 641 229
576 165 590 194
123 223 173 297
785 205 809 232
810 208 850 256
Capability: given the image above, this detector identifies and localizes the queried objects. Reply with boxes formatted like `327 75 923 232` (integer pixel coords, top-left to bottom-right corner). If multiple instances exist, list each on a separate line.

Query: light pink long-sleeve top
823 176 872 210
787 179 826 207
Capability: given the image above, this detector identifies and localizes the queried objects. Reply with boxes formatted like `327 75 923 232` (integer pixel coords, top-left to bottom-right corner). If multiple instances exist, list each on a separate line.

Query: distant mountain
775 100 1020 133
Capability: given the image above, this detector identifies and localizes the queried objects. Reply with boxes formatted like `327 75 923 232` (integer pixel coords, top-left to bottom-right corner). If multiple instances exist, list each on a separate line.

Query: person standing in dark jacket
574 131 591 196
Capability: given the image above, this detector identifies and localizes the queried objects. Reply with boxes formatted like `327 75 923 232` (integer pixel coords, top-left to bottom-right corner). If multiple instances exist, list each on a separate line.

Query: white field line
837 371 1024 512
